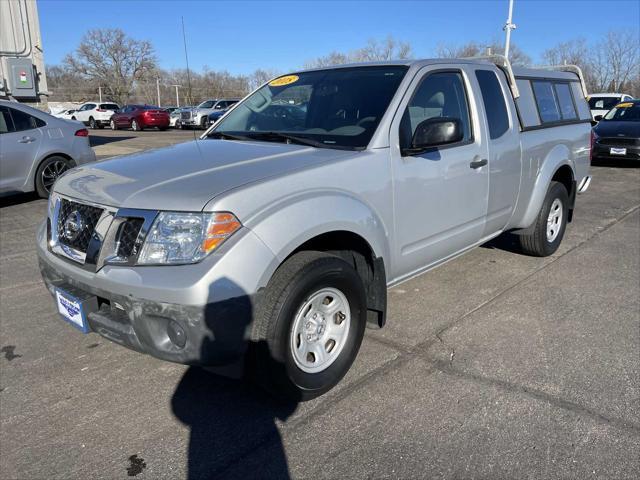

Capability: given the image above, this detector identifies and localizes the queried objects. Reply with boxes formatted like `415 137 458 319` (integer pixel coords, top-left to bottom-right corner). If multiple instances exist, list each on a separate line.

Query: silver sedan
0 100 96 198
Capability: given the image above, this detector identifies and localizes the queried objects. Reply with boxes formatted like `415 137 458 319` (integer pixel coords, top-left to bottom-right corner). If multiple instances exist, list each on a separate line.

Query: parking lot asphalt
0 131 639 479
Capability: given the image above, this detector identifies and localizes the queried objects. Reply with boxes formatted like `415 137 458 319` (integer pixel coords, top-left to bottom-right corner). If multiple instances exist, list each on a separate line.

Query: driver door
389 66 489 280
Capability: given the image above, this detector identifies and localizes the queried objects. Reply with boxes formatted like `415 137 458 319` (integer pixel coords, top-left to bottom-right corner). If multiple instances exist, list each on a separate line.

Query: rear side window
475 70 509 139
100 104 119 110
532 81 561 123
553 83 577 120
9 108 46 131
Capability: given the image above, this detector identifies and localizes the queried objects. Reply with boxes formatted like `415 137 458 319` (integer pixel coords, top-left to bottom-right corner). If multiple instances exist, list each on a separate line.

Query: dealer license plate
610 147 627 155
55 289 90 333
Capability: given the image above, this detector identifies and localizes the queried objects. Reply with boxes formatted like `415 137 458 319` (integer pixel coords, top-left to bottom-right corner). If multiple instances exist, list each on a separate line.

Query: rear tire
35 156 72 198
519 181 569 257
251 251 367 401
89 117 96 129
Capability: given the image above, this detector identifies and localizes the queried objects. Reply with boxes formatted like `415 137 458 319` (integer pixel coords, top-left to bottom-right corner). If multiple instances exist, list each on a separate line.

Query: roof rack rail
535 64 589 98
464 54 520 98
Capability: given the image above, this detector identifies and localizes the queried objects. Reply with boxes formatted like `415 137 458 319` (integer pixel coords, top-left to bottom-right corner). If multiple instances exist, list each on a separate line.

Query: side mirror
405 117 463 155
593 115 603 122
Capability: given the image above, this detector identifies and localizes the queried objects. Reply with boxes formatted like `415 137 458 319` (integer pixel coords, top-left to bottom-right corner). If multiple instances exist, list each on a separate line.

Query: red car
109 105 170 131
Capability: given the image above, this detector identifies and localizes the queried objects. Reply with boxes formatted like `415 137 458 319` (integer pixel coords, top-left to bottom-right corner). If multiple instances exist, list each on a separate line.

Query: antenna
181 16 197 141
503 0 516 59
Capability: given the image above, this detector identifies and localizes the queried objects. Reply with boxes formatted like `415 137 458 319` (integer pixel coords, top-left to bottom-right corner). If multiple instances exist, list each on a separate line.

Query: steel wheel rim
132 120 138 130
41 160 68 192
290 287 351 374
546 198 563 242
110 120 115 130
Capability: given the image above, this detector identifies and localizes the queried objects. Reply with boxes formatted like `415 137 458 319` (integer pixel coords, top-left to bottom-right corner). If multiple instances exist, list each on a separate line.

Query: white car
0 100 96 198
71 102 120 129
52 109 79 121
588 93 634 120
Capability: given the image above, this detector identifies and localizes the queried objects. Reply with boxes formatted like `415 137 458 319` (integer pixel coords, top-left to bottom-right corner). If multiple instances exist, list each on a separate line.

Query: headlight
137 212 241 265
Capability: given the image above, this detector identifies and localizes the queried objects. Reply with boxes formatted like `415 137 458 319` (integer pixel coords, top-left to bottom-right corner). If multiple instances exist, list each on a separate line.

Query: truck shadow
480 231 522 254
171 279 300 479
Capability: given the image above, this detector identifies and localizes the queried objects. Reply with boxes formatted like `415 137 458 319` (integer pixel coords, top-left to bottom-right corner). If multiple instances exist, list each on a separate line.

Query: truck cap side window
475 69 509 139
532 81 561 123
399 71 472 150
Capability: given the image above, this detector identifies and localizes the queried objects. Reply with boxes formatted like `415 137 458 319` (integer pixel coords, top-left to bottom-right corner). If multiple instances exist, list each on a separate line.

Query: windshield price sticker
269 75 299 87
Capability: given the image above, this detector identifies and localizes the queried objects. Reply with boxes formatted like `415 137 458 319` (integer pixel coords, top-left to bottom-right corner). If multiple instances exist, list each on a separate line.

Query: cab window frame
399 68 475 156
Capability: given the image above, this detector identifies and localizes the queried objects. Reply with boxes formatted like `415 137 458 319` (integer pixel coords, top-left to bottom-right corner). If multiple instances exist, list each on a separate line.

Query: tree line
46 28 639 106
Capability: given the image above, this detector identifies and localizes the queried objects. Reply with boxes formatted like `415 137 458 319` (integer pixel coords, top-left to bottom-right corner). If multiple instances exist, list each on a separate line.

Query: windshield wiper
206 131 251 141
242 131 342 150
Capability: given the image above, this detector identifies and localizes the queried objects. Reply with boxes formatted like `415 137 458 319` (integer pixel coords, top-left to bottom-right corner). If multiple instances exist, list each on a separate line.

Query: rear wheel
252 251 367 401
35 156 71 198
89 117 96 129
519 181 569 257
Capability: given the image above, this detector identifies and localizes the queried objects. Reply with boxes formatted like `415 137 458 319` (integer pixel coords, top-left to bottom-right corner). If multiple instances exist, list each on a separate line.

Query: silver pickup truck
37 57 592 400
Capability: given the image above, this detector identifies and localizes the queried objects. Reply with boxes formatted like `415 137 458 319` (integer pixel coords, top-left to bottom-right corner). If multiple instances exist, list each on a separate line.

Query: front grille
57 199 103 252
116 218 145 258
181 111 191 120
598 137 638 146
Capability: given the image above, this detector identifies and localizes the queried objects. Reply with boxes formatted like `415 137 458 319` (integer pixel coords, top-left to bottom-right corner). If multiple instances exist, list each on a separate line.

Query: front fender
513 144 574 230
245 190 391 285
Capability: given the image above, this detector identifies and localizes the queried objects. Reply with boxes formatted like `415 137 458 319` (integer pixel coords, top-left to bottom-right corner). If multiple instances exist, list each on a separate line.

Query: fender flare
513 144 575 230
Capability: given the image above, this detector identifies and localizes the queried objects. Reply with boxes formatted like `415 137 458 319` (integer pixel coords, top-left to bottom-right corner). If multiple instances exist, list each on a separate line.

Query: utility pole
156 77 161 107
503 0 516 60
171 84 181 107
98 86 103 102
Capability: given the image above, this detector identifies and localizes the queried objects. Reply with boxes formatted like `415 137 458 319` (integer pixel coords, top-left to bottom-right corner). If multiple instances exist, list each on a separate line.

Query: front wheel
110 119 118 130
200 117 208 129
519 181 569 257
252 251 367 401
132 119 142 131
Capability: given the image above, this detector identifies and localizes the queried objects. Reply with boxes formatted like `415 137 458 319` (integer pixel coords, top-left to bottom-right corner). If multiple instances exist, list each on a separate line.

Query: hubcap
41 160 68 192
546 198 563 243
290 287 351 374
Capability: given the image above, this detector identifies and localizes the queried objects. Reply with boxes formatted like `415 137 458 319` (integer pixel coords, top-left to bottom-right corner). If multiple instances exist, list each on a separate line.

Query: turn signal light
75 129 89 137
201 213 241 253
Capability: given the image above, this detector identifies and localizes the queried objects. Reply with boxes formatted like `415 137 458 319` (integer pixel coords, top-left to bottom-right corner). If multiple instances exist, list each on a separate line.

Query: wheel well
291 231 387 328
552 165 576 221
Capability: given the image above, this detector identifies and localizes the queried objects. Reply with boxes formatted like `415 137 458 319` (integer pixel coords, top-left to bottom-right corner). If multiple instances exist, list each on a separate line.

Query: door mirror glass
411 117 463 150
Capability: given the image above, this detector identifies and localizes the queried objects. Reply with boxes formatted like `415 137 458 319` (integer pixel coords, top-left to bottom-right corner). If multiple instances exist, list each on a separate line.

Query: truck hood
54 139 357 211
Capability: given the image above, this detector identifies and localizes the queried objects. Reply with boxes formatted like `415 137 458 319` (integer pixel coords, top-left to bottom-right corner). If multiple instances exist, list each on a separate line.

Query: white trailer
0 0 48 106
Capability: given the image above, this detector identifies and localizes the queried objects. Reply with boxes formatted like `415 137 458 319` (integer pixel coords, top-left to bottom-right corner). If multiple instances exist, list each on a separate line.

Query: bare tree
436 40 531 66
543 30 639 95
305 35 413 68
249 69 282 91
63 28 157 105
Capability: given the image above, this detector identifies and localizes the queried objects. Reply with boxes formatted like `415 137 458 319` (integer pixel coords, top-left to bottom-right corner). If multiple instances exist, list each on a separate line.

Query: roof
293 58 580 81
588 93 633 97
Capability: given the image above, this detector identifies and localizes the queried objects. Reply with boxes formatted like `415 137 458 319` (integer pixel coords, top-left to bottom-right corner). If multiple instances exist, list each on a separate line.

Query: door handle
470 158 487 169
18 136 36 144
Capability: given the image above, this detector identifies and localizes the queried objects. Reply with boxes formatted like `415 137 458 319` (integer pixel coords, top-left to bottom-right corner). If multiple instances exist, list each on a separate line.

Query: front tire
519 181 569 257
252 251 367 401
200 117 208 129
35 156 72 198
132 119 142 131
110 119 118 130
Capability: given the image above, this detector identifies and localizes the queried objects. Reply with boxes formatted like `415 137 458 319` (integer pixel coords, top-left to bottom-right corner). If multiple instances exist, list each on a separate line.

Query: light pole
503 0 516 60
156 77 161 107
98 86 103 102
171 84 181 107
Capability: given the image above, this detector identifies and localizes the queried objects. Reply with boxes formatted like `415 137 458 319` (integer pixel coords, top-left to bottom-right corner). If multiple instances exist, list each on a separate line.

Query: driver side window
399 71 472 149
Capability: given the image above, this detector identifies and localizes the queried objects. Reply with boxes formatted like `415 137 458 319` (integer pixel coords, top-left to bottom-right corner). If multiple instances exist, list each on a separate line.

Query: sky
37 0 640 75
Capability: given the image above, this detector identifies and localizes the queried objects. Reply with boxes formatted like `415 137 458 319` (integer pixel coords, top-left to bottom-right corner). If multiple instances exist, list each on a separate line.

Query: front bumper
36 220 276 366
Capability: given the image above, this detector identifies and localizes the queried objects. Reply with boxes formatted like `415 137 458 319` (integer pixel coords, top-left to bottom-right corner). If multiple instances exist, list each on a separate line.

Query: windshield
198 100 216 109
588 97 621 111
211 66 408 149
603 103 640 122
